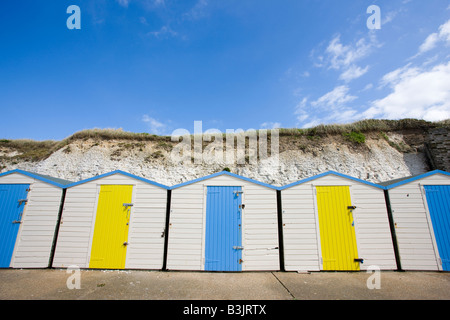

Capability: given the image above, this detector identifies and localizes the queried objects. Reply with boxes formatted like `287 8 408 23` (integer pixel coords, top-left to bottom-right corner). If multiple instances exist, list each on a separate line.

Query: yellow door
89 185 133 269
316 186 359 271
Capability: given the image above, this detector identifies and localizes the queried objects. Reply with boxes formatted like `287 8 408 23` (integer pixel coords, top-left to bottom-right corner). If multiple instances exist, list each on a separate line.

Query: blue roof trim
279 170 385 190
65 170 170 190
0 169 71 188
169 171 279 190
383 170 450 190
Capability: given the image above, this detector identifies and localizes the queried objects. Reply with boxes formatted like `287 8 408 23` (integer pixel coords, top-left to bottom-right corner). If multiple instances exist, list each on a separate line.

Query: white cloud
295 86 360 128
116 0 130 7
416 19 450 55
184 0 209 20
364 62 450 121
147 25 178 38
379 63 419 88
339 65 370 82
382 11 398 25
311 85 357 109
419 33 439 53
314 34 378 82
142 115 167 135
439 19 450 42
260 122 281 130
326 35 373 70
361 83 373 91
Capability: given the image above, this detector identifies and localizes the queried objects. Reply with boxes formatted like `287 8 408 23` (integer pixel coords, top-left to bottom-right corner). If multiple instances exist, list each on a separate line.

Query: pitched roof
65 170 170 190
0 169 73 188
279 170 385 190
380 170 450 189
169 170 279 190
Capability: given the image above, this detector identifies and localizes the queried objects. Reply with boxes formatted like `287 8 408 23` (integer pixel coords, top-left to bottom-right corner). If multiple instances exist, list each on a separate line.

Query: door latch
347 206 357 210
239 204 245 209
123 242 129 246
18 199 28 205
233 246 244 250
12 220 22 224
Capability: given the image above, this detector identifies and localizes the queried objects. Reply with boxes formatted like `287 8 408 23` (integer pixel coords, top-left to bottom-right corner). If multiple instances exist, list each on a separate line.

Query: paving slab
0 269 449 301
273 271 450 300
0 269 290 300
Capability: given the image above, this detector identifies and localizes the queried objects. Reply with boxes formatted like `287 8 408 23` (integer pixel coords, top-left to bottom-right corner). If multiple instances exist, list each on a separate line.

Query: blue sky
0 0 449 140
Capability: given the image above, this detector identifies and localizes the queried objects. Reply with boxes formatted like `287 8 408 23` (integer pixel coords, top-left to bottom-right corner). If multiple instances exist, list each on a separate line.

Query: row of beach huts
0 168 449 272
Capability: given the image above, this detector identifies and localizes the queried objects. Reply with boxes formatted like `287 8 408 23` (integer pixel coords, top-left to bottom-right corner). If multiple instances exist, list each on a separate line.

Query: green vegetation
343 131 366 144
278 118 449 137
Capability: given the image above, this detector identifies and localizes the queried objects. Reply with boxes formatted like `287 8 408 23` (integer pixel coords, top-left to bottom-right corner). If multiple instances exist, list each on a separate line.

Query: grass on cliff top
0 118 448 162
278 118 449 137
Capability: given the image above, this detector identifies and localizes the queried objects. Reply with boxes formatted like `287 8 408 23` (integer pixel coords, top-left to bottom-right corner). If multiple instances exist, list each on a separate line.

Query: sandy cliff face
0 130 430 186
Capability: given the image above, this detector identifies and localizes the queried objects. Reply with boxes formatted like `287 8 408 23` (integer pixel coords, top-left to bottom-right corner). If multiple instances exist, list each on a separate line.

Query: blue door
424 185 450 271
0 184 30 268
205 186 242 271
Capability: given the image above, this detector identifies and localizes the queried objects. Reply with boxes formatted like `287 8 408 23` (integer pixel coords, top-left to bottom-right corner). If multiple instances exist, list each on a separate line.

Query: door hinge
354 258 364 264
238 259 244 264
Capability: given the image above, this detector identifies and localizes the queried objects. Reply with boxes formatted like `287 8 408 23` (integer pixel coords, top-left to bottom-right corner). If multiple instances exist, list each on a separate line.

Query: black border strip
276 190 285 272
162 189 172 271
384 189 402 271
48 188 67 268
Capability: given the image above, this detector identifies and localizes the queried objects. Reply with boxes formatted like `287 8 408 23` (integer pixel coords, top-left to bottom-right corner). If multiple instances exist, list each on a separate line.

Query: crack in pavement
271 272 296 300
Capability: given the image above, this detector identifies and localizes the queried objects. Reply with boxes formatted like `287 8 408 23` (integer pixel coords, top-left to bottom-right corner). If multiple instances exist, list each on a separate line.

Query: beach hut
280 171 397 272
381 170 450 271
166 171 281 272
52 170 170 270
0 169 72 268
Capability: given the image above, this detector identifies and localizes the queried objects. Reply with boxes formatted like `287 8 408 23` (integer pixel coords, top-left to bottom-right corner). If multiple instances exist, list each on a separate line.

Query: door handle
13 211 24 224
